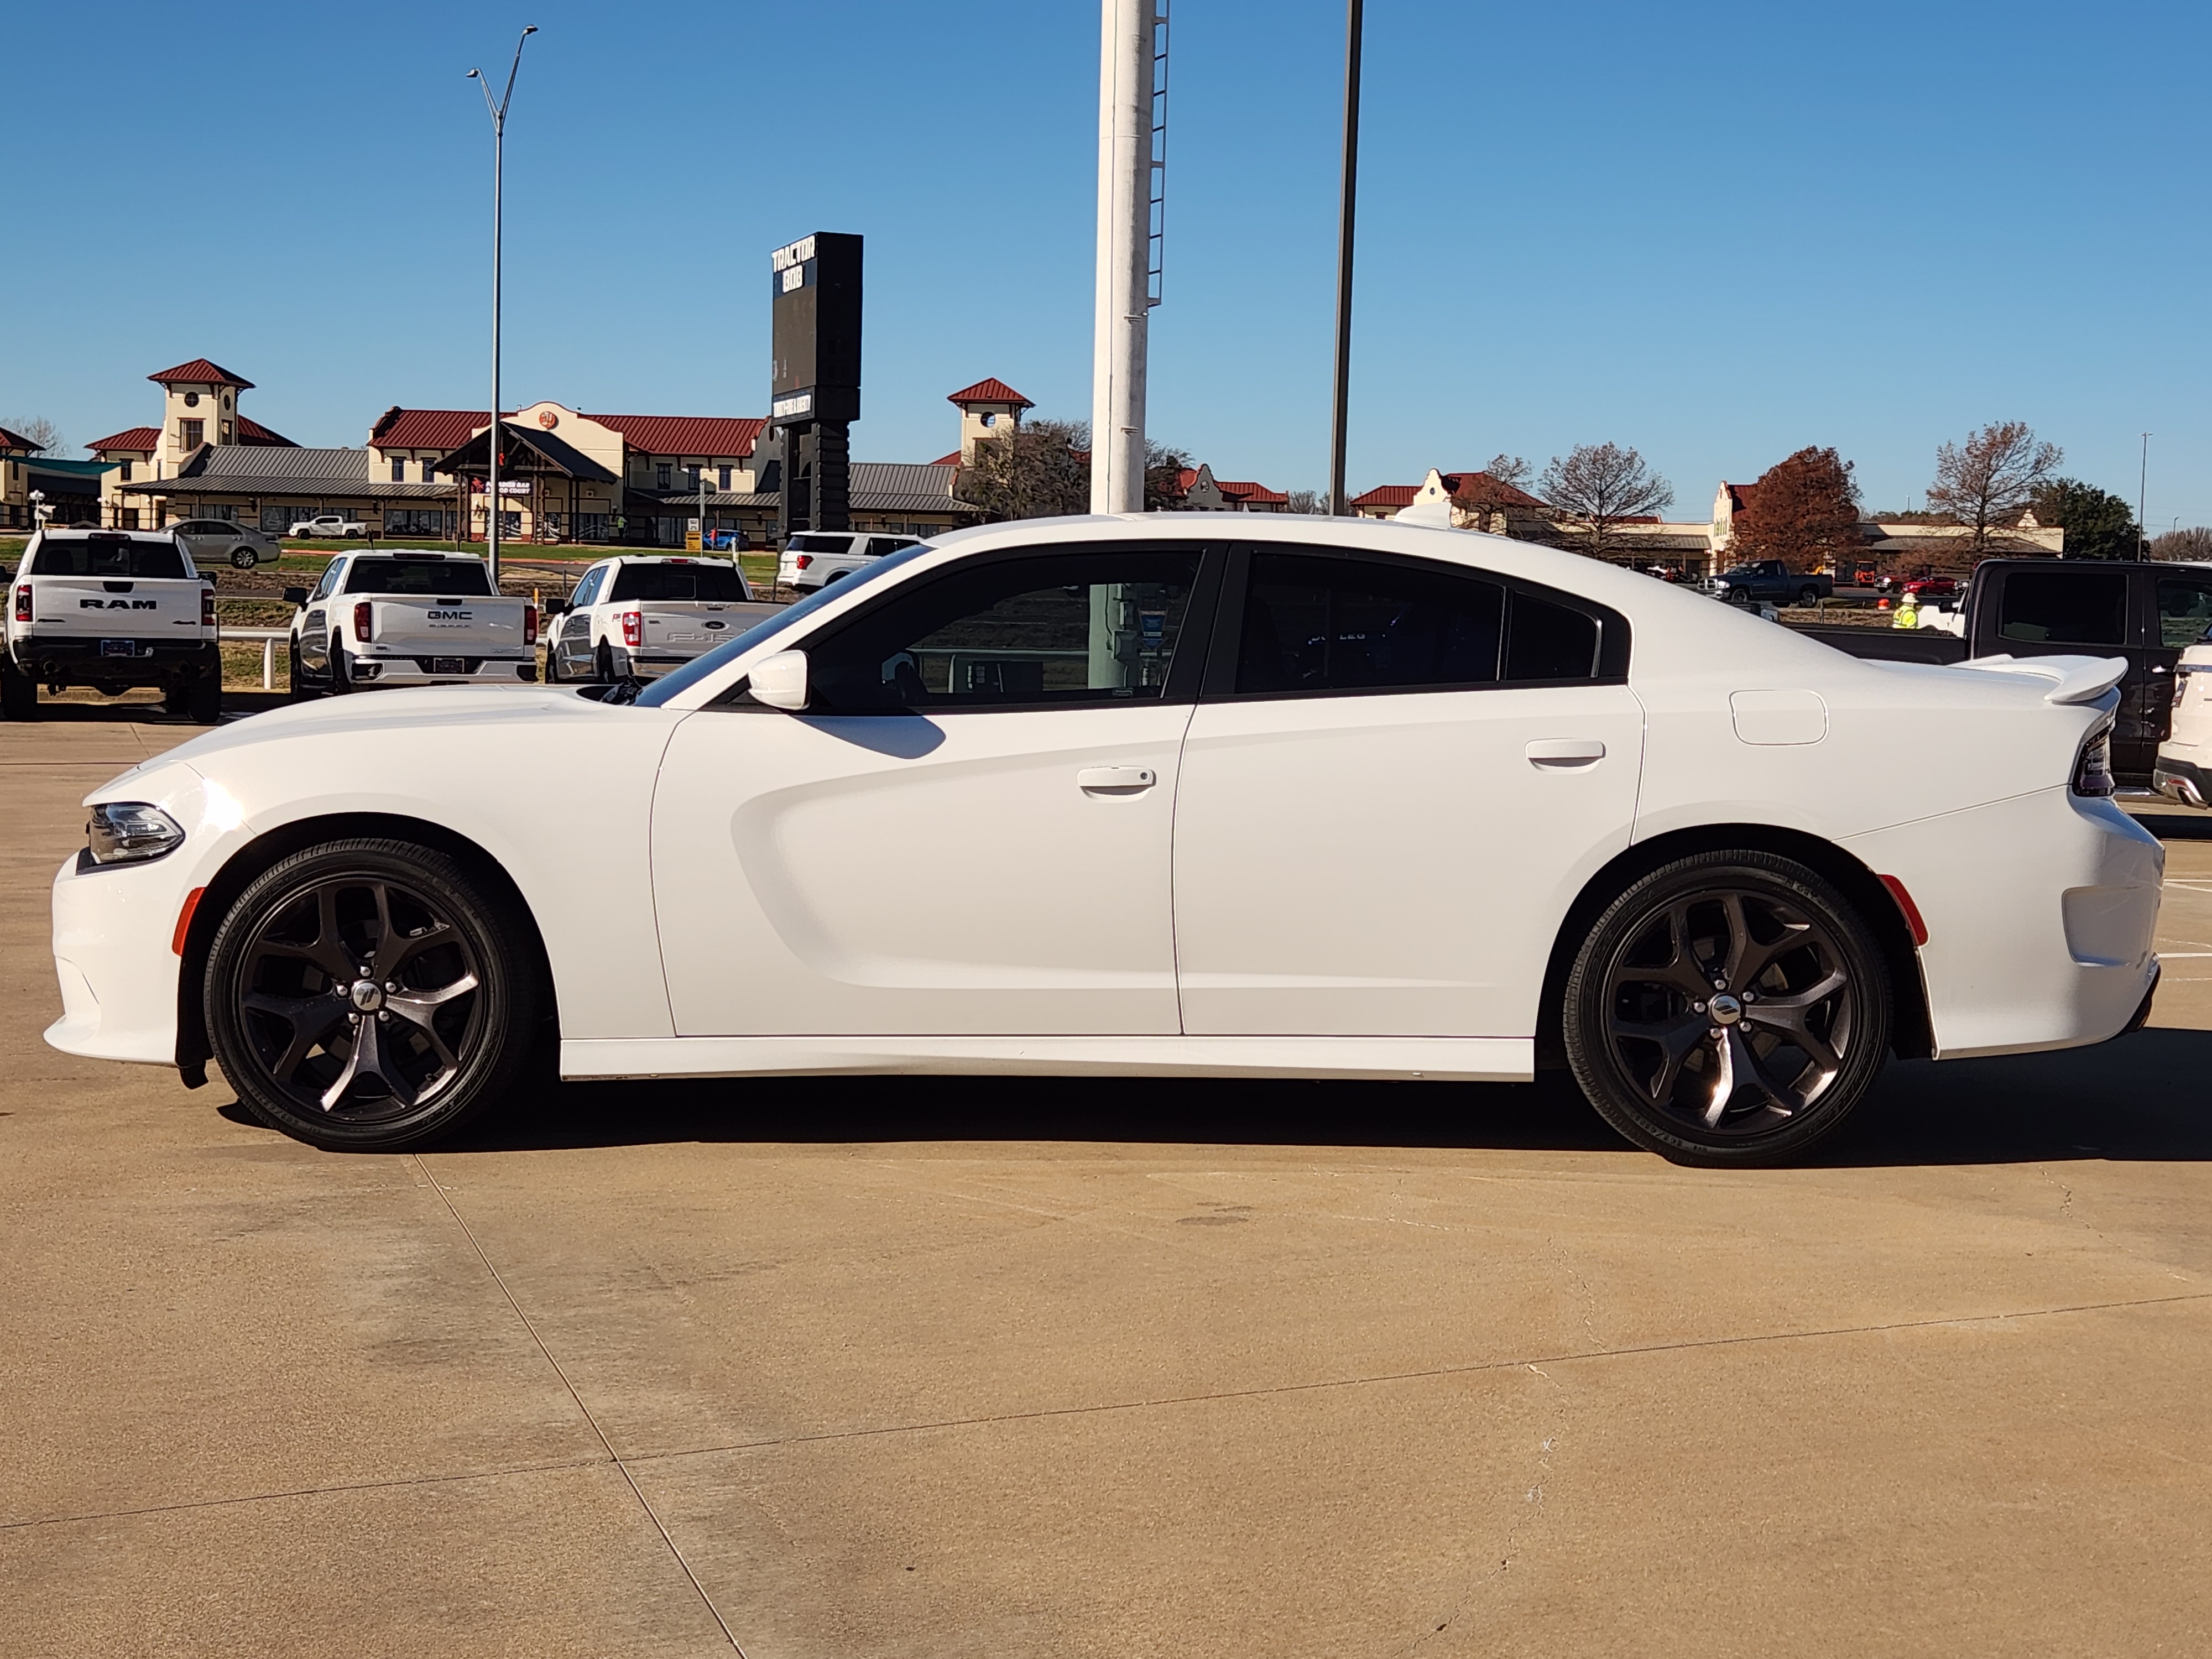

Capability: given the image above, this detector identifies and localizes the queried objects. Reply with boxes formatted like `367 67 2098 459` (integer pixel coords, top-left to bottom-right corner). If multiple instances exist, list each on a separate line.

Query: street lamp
466 23 537 590
2139 431 2151 559
1327 0 1364 517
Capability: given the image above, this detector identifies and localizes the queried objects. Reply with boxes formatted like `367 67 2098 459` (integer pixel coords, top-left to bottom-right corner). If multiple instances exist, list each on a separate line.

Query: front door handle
1526 738 1606 766
1077 765 1157 794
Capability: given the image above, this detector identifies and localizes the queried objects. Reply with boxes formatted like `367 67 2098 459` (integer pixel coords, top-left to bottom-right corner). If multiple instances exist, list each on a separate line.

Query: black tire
2 656 40 721
188 670 222 724
1796 585 1820 606
204 838 542 1151
232 547 256 569
330 635 352 694
1725 587 1752 606
1561 851 1890 1167
288 639 312 702
594 643 615 684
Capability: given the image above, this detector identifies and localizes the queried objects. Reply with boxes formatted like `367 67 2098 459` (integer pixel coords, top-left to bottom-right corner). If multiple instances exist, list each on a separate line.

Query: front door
651 543 1215 1036
1173 546 1644 1038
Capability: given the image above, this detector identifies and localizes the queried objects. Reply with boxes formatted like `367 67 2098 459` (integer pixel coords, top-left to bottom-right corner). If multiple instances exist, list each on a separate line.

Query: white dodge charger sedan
47 515 2162 1165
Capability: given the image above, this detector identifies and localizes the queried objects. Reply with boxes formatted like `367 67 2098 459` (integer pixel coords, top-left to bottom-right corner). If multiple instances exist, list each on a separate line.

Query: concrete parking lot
4 704 2210 1657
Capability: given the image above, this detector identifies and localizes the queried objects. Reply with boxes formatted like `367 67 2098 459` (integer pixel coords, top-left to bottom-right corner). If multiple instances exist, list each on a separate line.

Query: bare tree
0 415 64 455
1484 453 1532 492
1143 440 1194 514
1926 421 2062 551
2152 526 2212 562
955 418 1091 521
1284 488 1323 515
1537 442 1674 561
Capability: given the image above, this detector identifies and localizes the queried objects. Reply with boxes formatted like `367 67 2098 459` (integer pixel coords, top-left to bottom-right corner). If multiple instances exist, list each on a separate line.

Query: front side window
2155 577 2212 648
804 549 1201 712
569 566 607 608
311 560 345 602
1998 570 2127 646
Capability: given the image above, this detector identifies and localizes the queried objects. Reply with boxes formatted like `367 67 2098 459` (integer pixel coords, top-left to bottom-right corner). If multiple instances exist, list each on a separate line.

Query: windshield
635 539 936 707
343 558 494 596
609 562 750 603
28 536 189 579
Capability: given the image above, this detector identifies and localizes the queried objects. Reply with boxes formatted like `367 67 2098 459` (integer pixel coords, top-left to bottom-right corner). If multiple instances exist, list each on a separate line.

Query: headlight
85 801 186 865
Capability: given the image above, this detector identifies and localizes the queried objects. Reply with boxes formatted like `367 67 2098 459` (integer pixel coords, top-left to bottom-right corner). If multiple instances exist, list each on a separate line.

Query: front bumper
48 846 192 1065
1843 786 2164 1060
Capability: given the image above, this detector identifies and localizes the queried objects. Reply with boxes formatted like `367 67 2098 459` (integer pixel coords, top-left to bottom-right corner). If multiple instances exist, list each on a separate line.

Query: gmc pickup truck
1704 559 1833 606
544 555 769 682
3 528 221 722
1791 557 2212 785
285 551 536 696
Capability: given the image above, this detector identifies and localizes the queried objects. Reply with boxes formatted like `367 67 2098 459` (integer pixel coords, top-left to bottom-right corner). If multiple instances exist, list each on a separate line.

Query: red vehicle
1902 575 1961 601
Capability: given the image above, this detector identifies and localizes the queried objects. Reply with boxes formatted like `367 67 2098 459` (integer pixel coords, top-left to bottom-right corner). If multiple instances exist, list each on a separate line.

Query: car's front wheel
204 839 542 1151
1561 851 1891 1166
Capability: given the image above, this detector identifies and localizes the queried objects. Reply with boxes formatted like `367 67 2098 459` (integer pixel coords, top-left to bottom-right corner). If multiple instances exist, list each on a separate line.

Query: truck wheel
1 657 38 721
595 643 615 683
1561 851 1891 1167
330 637 353 694
1726 587 1752 606
1796 585 1820 606
203 838 543 1151
189 670 223 724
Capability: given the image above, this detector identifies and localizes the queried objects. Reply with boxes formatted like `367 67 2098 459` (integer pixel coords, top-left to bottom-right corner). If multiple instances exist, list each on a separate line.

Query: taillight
12 585 28 623
2072 717 2115 799
622 609 643 648
524 602 538 645
353 601 372 643
201 586 216 628
794 554 813 572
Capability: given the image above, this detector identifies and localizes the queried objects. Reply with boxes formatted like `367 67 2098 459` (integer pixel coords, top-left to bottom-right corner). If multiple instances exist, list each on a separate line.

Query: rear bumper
1843 787 2164 1060
11 636 218 685
2153 753 2210 810
348 653 536 687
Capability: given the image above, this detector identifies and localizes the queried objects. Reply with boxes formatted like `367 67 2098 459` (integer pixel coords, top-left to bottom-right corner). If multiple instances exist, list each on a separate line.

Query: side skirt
559 1035 1535 1084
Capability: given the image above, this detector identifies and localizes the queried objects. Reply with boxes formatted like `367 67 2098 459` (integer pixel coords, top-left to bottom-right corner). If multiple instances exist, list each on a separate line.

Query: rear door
1983 564 2145 770
2144 569 2212 750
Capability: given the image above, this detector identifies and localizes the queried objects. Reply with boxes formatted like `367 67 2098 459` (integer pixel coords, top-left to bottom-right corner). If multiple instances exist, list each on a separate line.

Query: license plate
100 640 139 659
431 657 467 675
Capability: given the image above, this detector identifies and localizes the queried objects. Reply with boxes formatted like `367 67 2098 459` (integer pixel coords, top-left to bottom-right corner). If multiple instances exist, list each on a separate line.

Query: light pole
467 24 536 589
2138 432 2151 559
1327 0 1364 516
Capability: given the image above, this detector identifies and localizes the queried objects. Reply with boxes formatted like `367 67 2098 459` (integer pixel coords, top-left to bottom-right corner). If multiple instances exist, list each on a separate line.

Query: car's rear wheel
232 547 256 569
594 643 615 683
1562 851 1890 1166
205 839 541 1151
1796 585 1820 606
1 656 38 721
330 637 352 693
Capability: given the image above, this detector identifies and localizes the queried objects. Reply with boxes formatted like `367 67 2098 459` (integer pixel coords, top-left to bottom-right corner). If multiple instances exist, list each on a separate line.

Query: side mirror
544 599 567 617
283 586 309 606
748 648 810 711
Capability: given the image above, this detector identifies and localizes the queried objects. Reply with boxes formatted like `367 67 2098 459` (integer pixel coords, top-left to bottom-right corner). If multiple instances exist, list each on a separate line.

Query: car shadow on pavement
211 1025 2212 1166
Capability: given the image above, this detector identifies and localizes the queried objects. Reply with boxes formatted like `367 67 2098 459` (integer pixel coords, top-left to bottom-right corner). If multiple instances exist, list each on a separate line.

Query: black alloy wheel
204 839 540 1151
1562 851 1890 1166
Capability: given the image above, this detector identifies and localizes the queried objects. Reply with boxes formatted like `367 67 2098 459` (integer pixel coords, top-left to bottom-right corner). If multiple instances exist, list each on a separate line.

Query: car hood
146 686 647 769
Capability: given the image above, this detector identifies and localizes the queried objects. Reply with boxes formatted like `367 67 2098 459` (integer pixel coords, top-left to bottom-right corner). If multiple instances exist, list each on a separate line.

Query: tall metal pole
1091 0 1154 514
468 25 535 588
2139 431 2151 559
1327 0 1364 517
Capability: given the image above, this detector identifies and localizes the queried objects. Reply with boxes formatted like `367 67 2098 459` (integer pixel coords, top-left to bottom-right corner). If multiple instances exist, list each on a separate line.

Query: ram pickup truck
544 554 770 681
1790 557 2212 785
2 528 221 722
285 550 536 695
1704 559 1833 607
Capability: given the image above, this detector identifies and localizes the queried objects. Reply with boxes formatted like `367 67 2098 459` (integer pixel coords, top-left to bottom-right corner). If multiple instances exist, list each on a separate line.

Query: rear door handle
1077 765 1157 794
1525 739 1606 766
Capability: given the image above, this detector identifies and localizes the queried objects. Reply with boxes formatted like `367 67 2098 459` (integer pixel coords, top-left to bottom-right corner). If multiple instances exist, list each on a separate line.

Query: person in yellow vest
1893 592 1920 629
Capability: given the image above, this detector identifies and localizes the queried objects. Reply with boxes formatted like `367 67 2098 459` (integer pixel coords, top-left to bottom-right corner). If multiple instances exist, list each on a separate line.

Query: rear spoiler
1954 653 2128 705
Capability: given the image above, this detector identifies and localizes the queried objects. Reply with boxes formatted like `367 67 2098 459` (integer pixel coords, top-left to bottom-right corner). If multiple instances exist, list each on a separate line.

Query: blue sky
4 1 2208 524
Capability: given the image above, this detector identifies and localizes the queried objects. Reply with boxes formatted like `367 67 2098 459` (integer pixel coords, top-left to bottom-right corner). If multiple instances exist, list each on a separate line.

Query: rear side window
608 563 750 602
785 534 851 554
2154 577 2212 649
866 537 916 557
1998 570 2127 646
343 558 493 596
27 536 187 579
1233 551 1613 696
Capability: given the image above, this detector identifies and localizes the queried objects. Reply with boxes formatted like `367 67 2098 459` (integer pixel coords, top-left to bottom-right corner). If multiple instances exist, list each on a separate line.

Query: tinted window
608 562 750 602
1998 570 2127 646
867 537 916 557
806 550 1200 712
2155 577 2212 649
342 558 493 596
1238 551 1502 694
28 536 187 579
785 534 852 554
1504 591 1601 681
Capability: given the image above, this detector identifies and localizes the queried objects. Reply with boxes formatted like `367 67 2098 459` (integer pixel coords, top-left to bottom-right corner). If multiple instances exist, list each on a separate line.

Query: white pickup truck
3 528 221 722
285 550 537 696
544 555 770 681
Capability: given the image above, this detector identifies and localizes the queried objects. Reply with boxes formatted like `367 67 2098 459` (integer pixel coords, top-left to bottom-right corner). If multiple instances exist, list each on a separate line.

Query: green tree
2028 478 2141 560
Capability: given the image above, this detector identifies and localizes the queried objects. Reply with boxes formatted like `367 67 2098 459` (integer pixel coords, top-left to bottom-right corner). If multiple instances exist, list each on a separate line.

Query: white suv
776 531 925 592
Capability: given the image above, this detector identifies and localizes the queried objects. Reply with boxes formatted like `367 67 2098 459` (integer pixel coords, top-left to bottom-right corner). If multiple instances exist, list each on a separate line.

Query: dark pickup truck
1790 559 2212 784
1708 559 1833 607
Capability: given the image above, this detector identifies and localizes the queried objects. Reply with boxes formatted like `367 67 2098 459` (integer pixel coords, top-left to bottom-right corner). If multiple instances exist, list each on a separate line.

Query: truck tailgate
23 577 208 640
636 601 775 651
368 596 529 653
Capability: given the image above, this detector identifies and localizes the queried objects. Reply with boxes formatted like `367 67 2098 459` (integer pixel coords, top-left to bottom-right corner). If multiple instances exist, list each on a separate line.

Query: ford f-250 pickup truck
3 527 221 722
285 550 536 696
